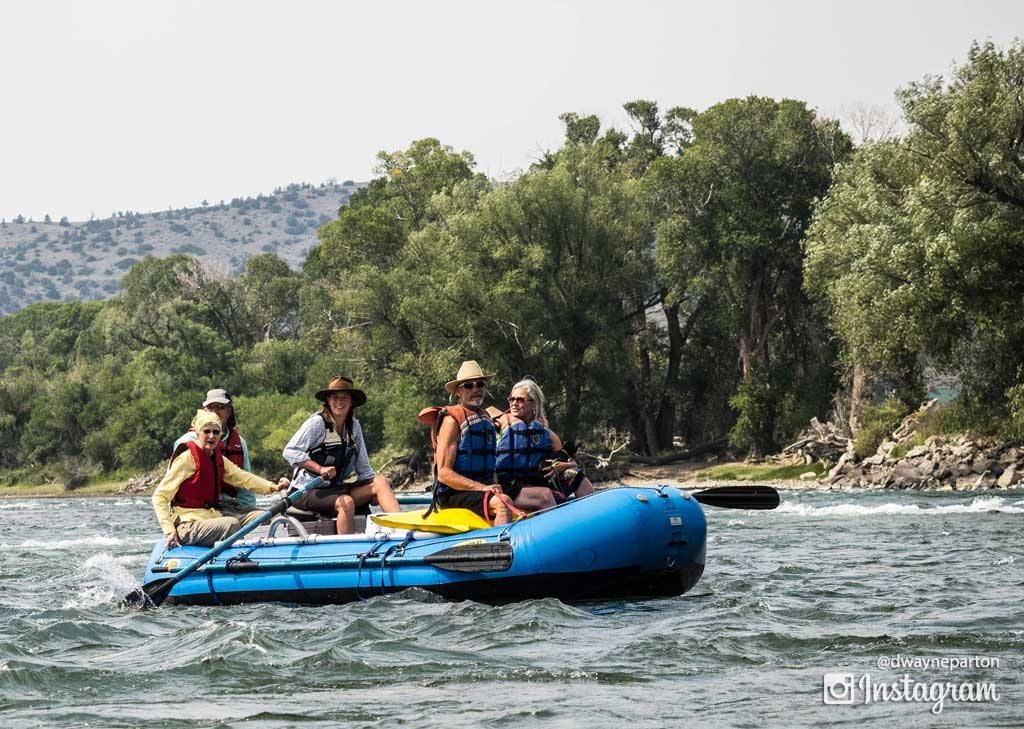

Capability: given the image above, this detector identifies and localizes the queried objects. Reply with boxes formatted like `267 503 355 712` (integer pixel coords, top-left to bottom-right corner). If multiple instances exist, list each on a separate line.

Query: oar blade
120 587 150 610
693 484 780 510
121 579 171 609
423 541 514 572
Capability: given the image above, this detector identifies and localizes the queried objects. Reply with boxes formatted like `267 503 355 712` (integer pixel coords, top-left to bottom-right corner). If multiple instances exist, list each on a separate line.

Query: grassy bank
0 479 127 498
693 461 827 481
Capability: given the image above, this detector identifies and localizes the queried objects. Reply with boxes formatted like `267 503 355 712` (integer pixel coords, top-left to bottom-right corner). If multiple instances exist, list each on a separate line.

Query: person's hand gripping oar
122 477 324 609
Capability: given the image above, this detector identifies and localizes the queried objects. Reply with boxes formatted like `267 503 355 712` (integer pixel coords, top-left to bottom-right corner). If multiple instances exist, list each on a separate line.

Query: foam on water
65 552 145 608
0 502 37 510
776 495 1024 516
0 534 154 551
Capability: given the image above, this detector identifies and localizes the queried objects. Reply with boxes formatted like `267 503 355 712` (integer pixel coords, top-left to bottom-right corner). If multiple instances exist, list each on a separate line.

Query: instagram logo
823 673 856 704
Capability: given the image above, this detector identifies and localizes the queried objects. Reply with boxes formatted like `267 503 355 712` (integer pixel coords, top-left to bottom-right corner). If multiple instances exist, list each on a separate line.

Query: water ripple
0 490 1020 728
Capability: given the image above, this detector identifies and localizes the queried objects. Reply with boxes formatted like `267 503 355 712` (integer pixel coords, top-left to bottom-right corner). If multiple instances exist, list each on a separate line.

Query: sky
1 0 1022 222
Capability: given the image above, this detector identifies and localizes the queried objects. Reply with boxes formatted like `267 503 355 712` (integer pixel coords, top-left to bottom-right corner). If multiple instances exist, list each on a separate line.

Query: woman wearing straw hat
432 360 513 525
283 376 399 534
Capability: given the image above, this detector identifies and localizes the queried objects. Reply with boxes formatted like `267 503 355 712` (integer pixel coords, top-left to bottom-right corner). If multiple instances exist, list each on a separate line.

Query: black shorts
293 478 374 517
434 487 491 519
434 483 522 518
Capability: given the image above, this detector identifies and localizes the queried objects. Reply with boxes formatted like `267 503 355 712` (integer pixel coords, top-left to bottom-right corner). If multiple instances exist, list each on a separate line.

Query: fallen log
628 440 729 466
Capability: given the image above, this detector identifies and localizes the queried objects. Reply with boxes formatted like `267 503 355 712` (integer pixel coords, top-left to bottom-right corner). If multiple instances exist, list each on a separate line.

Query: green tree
238 253 301 341
301 139 490 451
806 41 1024 427
451 136 655 441
650 96 852 456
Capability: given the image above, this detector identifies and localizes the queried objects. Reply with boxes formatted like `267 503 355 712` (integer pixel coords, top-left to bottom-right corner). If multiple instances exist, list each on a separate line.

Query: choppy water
1 489 1021 728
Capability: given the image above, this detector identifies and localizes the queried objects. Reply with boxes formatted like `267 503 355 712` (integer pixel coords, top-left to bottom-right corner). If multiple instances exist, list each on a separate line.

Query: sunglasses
508 396 532 404
461 380 487 390
201 428 222 436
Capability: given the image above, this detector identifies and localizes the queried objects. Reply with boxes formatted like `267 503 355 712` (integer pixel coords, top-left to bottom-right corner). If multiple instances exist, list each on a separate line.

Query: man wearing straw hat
432 360 512 525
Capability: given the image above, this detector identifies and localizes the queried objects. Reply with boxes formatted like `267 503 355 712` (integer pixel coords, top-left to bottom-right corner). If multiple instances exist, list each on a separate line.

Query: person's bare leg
514 486 556 512
489 494 510 525
335 494 356 534
574 477 595 497
371 475 399 512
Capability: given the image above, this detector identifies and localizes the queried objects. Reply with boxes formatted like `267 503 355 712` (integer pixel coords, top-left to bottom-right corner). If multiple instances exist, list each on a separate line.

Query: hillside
0 181 359 316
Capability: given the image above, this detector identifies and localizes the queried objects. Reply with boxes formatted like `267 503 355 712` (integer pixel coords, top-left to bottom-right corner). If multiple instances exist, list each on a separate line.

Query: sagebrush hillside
0 181 359 315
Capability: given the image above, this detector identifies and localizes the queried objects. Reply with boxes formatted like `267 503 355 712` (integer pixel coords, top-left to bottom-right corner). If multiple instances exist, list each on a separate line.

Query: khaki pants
218 500 254 519
176 510 263 547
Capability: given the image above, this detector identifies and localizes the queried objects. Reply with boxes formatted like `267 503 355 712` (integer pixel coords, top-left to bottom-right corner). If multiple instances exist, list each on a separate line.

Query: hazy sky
2 0 1021 221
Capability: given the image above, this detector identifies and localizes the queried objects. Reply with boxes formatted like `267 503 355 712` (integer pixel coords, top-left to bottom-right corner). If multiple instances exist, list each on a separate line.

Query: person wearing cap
432 360 512 525
282 376 399 534
172 388 256 516
153 410 290 548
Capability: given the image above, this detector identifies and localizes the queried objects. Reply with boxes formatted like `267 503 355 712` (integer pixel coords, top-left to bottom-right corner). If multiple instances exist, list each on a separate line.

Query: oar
691 484 780 510
122 477 324 608
395 492 433 506
399 486 781 510
155 541 515 575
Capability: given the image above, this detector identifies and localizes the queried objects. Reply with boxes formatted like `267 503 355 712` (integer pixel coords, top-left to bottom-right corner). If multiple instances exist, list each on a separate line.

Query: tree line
1 40 1022 486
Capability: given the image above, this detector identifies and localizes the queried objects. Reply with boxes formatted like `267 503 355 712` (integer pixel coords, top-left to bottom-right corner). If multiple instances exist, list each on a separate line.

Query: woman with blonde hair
495 378 594 504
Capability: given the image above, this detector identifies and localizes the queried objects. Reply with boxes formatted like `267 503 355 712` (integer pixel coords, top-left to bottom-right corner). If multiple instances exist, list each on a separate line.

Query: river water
1 488 1021 728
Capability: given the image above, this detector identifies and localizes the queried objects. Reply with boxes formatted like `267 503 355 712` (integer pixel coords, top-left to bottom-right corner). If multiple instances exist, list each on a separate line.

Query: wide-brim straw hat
444 360 494 394
315 376 367 407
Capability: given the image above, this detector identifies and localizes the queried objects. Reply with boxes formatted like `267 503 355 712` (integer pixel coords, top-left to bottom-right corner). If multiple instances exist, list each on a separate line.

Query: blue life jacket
495 419 552 486
435 405 496 493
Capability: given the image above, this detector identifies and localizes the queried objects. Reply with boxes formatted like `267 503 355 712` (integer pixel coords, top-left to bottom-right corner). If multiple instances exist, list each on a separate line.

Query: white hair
510 379 546 421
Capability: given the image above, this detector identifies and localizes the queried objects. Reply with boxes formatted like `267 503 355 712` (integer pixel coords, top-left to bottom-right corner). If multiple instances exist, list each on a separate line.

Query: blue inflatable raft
137 486 707 606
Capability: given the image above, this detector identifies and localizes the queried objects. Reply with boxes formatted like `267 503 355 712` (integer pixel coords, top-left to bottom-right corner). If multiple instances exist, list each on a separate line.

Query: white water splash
0 502 37 510
776 496 1024 517
64 552 144 608
0 534 153 551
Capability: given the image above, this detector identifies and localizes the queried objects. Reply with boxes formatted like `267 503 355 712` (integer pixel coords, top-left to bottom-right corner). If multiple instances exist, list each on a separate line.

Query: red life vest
222 427 245 468
170 440 225 509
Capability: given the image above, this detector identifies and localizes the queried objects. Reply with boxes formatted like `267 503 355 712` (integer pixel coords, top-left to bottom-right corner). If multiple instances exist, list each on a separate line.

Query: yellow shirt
151 449 278 537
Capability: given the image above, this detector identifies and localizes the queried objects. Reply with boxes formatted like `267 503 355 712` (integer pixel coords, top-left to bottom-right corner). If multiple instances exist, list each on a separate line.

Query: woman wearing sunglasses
153 410 290 548
495 379 595 503
170 388 255 518
431 360 513 524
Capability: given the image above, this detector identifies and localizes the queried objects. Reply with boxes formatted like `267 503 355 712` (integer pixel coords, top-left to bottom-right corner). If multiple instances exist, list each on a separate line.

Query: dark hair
319 403 354 435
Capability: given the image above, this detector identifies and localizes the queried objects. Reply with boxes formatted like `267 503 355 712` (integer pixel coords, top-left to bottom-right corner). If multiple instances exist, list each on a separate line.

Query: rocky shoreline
781 400 1024 492
822 435 1023 491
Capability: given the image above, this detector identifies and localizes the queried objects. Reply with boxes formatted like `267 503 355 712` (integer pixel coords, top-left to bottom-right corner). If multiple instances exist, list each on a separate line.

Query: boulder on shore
794 401 1024 491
